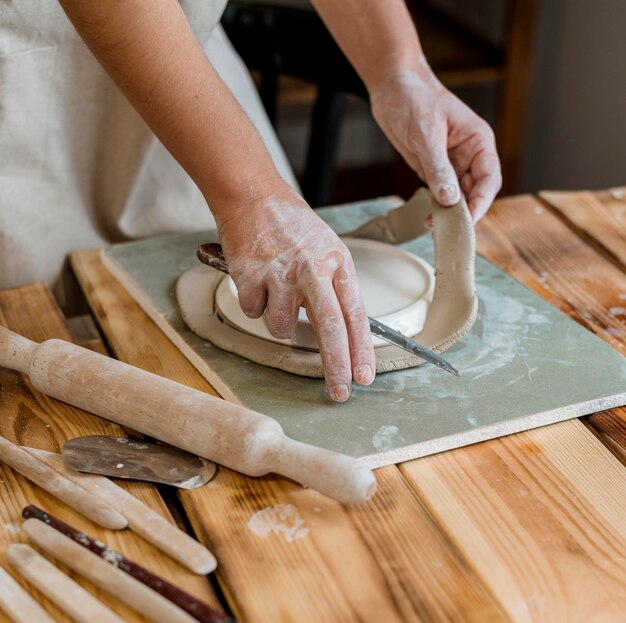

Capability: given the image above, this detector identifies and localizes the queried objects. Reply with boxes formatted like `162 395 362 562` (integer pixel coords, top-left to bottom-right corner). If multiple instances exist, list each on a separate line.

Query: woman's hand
370 64 502 222
217 187 375 402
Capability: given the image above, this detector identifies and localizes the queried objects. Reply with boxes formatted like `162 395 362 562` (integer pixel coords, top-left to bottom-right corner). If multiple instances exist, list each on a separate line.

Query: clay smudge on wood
247 504 311 542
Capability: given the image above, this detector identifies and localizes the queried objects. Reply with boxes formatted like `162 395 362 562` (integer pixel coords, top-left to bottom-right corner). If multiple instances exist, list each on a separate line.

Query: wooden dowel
25 448 216 574
0 565 55 623
0 436 126 530
22 506 234 623
7 543 124 623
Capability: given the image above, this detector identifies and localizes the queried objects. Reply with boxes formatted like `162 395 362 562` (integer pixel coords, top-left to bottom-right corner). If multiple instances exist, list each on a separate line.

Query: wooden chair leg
496 0 540 194
302 87 346 207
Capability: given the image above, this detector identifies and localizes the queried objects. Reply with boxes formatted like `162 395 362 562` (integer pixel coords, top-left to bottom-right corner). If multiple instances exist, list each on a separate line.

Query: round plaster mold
214 237 434 351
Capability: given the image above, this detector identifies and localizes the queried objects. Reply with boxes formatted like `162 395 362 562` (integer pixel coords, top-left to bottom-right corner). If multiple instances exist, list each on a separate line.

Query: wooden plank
539 188 626 268
401 419 626 621
72 249 508 623
0 284 220 622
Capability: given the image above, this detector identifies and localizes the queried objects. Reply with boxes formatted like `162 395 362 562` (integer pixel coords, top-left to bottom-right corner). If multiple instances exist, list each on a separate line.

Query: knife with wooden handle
0 326 375 504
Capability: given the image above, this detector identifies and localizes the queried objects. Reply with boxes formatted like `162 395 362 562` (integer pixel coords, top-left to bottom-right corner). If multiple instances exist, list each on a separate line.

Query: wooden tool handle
23 519 198 623
1 329 375 503
0 565 56 623
264 436 376 504
23 506 231 623
27 448 217 575
8 544 125 623
0 326 37 374
0 435 126 530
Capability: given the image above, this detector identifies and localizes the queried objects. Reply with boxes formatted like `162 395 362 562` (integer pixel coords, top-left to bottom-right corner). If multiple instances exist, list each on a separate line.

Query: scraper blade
62 436 217 490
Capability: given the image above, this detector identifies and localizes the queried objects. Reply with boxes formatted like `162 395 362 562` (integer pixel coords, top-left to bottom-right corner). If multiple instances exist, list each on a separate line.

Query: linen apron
0 1 298 309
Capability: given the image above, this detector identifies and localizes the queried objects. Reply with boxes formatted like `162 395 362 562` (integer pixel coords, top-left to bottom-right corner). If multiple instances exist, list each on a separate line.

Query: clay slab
103 198 626 467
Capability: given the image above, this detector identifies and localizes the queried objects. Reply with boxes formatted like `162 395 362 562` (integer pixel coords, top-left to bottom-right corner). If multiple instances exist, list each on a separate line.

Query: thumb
419 136 460 206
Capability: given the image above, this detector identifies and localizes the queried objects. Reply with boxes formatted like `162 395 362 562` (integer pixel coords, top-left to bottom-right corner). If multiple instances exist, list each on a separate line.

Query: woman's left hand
370 63 502 222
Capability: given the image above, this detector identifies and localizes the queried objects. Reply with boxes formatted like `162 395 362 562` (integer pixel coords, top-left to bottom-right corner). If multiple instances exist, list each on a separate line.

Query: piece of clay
8 543 124 623
340 190 431 243
0 565 55 623
22 519 198 623
0 435 127 531
177 188 477 377
24 448 217 575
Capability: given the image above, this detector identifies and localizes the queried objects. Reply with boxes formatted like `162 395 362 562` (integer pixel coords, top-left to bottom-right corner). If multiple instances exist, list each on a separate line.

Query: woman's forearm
58 0 284 218
310 0 426 91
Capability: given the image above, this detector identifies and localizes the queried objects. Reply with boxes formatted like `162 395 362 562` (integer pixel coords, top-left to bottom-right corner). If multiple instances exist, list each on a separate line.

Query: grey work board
103 197 626 468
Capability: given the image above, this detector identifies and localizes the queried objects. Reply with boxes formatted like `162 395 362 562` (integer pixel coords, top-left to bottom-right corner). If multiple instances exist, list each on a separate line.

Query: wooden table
1 189 626 622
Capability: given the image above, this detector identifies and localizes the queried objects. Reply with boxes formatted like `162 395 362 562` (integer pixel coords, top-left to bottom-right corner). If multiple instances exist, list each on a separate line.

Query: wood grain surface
70 190 626 622
72 249 506 623
539 188 626 268
0 284 220 622
477 193 626 464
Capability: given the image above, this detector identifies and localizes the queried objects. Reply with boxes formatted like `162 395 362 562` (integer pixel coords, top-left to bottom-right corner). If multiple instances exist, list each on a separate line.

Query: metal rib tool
197 243 460 377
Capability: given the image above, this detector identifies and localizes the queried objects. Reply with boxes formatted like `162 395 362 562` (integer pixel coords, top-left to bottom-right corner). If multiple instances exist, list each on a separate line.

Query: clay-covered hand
217 193 376 402
370 63 502 222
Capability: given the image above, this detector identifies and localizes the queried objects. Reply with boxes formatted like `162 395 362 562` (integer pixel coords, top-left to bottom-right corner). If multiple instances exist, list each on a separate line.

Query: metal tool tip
441 362 461 377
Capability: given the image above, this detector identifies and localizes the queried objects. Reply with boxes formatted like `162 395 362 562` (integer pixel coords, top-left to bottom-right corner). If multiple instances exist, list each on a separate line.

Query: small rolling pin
0 327 375 503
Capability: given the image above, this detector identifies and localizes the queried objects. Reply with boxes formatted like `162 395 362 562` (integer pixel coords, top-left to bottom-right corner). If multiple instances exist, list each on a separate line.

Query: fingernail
354 364 374 385
329 384 351 402
438 183 460 205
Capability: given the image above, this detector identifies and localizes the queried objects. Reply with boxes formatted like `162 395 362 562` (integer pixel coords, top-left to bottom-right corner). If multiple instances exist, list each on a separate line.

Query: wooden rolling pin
0 327 375 503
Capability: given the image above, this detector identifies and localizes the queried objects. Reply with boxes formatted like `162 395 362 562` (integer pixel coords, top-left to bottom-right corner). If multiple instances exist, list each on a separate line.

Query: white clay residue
609 306 626 317
247 504 310 542
372 424 405 452
618 293 626 300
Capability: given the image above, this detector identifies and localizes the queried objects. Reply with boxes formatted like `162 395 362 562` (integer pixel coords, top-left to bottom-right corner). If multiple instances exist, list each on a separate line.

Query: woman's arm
312 0 502 221
59 0 281 210
58 0 376 401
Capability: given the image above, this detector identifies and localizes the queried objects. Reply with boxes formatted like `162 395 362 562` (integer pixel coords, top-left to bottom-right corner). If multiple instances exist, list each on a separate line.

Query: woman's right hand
216 186 376 402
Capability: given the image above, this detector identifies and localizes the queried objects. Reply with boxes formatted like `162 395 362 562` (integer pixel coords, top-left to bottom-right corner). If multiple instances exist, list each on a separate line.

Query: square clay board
104 197 626 467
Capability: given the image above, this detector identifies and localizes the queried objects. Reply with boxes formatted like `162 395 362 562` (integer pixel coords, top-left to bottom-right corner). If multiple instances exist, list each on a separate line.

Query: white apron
0 1 298 309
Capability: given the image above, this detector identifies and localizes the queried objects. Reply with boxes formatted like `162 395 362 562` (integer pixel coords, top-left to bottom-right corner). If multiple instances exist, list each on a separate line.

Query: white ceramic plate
215 237 434 351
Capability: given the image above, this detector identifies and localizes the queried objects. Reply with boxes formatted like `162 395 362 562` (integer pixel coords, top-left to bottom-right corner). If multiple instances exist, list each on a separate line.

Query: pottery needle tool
0 435 126 530
0 325 375 503
23 447 217 575
22 506 235 623
197 242 460 377
8 543 125 623
0 564 55 623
